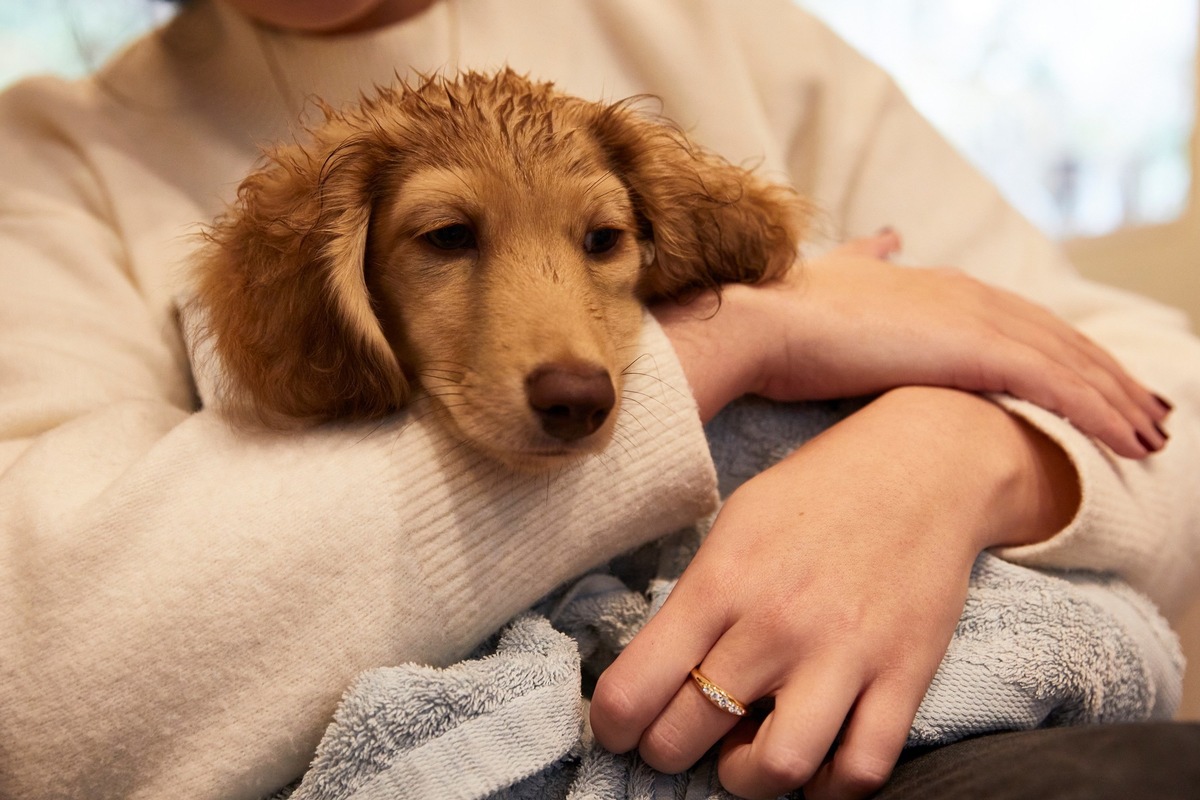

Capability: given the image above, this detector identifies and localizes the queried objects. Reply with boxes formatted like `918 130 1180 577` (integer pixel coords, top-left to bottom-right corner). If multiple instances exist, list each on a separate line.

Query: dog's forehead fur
335 70 612 178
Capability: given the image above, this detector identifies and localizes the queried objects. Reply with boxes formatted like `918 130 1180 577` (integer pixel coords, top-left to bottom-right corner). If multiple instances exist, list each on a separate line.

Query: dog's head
195 70 807 469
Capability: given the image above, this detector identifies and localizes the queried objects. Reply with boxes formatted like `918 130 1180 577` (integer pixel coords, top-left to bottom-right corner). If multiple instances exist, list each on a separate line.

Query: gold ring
690 667 747 717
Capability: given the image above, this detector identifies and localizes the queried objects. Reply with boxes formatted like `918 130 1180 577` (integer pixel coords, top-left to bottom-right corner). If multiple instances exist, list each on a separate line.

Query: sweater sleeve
752 5 1200 620
0 83 717 800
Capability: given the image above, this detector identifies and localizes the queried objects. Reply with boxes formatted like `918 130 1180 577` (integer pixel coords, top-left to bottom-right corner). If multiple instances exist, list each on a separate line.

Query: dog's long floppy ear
194 120 407 425
585 100 809 301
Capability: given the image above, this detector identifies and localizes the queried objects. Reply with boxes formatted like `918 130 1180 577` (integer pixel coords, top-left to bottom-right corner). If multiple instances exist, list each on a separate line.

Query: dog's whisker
420 359 472 368
621 372 684 405
619 391 673 422
426 402 471 413
619 394 665 433
620 386 672 403
419 363 470 374
620 354 685 397
439 435 478 464
603 431 633 468
358 417 392 445
600 449 621 479
610 421 639 452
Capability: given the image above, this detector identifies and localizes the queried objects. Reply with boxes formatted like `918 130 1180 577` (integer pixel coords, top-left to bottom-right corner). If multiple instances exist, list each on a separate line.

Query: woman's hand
589 387 1081 799
652 230 1170 458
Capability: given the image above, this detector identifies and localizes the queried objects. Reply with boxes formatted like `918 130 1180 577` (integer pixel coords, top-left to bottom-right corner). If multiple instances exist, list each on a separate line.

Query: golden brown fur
194 70 806 469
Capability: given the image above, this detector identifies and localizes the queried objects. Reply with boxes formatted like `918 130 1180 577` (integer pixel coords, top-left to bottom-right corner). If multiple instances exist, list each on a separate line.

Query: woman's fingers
958 314 1162 457
992 345 1151 457
589 580 731 755
964 284 1170 455
802 678 929 800
715 664 861 799
634 604 826 774
976 276 1169 414
637 658 756 773
707 664 932 800
835 229 903 260
798 254 1172 458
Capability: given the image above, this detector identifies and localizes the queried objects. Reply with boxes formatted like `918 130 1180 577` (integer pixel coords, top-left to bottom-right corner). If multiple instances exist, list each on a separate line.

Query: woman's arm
592 385 1081 800
786 8 1200 617
657 232 1169 459
596 234 1150 799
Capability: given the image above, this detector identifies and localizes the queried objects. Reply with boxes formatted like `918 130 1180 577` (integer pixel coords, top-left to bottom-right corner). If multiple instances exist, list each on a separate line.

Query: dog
194 70 806 470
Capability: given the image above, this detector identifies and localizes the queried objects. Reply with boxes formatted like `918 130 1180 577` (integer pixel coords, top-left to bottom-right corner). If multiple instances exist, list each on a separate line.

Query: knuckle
590 673 642 735
835 752 893 795
1052 367 1085 395
755 744 820 788
638 721 697 774
750 602 805 643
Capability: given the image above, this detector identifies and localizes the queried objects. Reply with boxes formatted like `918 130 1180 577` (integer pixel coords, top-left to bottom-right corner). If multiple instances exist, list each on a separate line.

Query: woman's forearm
856 385 1082 550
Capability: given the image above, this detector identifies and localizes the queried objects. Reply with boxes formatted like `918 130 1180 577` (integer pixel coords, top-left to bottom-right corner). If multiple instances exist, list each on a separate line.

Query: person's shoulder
0 73 91 118
0 74 101 158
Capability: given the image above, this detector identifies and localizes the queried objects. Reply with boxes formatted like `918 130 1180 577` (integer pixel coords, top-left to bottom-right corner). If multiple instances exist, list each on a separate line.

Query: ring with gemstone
689 667 747 717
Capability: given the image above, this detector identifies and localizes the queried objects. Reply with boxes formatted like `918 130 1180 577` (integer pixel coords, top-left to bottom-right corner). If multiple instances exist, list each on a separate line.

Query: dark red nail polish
1153 394 1174 413
1154 422 1170 441
1136 431 1159 453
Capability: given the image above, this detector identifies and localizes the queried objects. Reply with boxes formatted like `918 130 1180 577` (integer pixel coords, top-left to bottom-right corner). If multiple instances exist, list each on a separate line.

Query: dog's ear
194 122 408 425
584 101 809 301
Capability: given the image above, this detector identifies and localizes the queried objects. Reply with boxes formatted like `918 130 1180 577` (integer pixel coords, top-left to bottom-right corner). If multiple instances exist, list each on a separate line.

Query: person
0 1 1196 798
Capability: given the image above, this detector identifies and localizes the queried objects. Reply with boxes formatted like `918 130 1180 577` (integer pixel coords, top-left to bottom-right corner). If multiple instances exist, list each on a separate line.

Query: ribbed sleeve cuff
988 395 1180 613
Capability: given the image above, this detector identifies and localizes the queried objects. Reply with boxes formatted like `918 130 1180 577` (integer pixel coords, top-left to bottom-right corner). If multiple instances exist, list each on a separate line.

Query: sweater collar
160 0 464 138
214 0 463 115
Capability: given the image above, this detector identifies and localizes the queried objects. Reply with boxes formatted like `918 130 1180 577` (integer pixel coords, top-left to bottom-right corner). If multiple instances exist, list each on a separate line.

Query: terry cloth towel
274 398 1184 800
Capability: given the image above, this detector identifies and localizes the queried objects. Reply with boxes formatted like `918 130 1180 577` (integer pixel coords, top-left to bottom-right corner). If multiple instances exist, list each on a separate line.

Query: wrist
651 284 768 422
866 387 1081 550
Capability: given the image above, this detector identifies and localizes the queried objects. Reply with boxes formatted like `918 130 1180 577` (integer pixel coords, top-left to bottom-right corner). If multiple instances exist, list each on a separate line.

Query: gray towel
275 398 1183 800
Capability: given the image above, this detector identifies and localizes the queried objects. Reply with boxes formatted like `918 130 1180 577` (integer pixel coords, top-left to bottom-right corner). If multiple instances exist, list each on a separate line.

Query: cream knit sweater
1 1 1197 798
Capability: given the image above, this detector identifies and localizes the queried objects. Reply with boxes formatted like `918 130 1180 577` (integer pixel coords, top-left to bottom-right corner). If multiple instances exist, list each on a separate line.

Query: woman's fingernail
1153 394 1174 413
1136 431 1160 453
1154 422 1170 441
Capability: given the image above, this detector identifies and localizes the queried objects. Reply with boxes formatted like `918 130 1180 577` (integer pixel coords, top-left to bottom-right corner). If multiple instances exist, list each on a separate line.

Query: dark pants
874 723 1200 799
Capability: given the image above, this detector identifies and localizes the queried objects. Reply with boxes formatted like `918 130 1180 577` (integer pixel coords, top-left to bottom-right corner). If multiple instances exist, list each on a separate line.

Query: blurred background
800 0 1200 332
3 0 1198 717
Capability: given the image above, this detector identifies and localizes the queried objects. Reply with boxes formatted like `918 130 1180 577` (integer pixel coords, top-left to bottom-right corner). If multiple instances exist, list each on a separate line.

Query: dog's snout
525 362 616 442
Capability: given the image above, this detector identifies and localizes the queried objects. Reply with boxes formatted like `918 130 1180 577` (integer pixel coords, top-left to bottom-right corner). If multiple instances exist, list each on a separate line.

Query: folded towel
273 398 1183 800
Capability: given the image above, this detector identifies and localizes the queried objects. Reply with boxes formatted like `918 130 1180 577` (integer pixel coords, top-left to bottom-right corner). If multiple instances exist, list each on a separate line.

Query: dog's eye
425 224 477 250
583 228 621 255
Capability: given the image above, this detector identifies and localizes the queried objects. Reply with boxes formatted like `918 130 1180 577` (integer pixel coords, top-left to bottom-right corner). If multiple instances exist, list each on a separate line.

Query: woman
1 1 1196 798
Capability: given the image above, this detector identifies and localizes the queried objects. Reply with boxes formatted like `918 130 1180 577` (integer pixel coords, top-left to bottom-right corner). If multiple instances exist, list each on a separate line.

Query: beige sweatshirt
1 1 1197 798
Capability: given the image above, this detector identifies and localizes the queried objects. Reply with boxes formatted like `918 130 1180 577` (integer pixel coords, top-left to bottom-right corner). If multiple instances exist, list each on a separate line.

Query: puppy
194 70 806 470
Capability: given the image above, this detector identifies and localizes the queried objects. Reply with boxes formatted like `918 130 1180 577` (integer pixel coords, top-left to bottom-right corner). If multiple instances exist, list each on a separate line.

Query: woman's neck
326 0 439 34
220 0 440 35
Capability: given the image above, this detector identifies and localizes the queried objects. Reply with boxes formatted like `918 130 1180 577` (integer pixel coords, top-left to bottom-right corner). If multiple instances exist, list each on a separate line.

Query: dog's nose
525 362 616 442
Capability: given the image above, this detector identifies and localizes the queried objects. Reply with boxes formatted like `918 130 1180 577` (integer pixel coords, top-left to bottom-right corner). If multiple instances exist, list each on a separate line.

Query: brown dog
194 70 806 470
